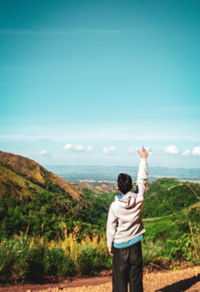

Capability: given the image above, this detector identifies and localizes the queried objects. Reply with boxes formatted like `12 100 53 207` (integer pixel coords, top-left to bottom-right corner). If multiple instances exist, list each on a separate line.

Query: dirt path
0 266 200 292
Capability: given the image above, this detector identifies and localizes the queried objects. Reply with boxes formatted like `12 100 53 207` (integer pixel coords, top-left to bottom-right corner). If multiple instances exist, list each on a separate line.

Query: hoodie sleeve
136 158 148 201
106 202 118 252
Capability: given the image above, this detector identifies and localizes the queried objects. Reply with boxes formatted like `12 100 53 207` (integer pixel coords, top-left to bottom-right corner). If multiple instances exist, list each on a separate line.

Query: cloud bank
165 145 200 156
165 145 179 154
102 146 117 154
62 144 93 152
192 146 200 156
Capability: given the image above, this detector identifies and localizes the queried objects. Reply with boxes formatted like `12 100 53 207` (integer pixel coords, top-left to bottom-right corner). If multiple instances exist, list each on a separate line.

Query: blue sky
0 0 200 167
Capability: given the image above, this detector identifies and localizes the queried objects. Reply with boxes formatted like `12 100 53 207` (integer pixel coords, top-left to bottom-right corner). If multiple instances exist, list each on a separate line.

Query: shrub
26 245 49 283
0 237 29 284
76 244 110 275
47 248 75 277
142 240 164 266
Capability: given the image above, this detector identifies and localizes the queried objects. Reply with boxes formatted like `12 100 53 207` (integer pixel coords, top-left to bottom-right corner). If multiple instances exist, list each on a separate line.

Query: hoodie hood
115 191 137 209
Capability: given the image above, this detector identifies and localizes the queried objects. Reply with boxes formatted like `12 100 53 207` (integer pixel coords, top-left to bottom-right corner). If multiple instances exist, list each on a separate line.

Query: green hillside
0 163 47 198
143 178 200 218
142 179 200 267
0 151 200 284
0 150 81 201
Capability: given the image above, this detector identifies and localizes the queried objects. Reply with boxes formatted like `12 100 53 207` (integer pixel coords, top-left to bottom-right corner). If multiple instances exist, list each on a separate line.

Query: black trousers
112 241 143 292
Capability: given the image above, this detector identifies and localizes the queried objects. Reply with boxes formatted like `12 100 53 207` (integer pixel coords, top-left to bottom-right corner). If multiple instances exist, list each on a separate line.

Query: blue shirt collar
117 193 126 199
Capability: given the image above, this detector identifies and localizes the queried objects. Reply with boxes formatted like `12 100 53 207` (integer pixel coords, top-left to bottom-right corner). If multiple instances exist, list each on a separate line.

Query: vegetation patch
0 172 200 284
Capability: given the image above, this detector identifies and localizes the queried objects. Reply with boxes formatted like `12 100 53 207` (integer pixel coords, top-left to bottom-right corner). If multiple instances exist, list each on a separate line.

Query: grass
1 207 200 285
0 176 200 284
0 225 111 284
143 206 200 267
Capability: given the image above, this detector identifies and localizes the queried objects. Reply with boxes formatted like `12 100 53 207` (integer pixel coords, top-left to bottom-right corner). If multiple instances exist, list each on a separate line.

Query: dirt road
0 266 200 292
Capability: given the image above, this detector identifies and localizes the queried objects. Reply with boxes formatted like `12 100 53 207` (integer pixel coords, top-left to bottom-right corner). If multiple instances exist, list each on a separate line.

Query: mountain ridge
0 150 81 201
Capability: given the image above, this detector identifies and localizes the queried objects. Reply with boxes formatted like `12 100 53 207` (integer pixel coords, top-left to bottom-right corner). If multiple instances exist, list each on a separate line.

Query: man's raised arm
136 147 148 199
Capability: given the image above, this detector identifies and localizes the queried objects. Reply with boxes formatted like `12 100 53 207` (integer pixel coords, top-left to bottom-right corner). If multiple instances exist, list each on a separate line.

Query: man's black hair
117 173 132 194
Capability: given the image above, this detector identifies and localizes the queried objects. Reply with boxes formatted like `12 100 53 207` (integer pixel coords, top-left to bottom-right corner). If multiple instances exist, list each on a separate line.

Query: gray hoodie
106 158 148 252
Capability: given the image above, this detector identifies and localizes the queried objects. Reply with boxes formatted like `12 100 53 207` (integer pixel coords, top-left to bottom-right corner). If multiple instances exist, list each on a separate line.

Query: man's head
117 173 132 194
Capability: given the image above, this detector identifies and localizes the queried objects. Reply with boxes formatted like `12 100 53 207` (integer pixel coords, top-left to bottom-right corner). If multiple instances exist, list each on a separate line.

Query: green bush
47 248 76 277
76 244 110 275
26 245 49 283
163 233 192 261
142 239 166 267
0 237 29 284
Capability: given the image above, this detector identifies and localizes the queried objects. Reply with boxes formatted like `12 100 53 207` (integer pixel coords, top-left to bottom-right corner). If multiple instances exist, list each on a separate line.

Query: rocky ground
0 266 200 292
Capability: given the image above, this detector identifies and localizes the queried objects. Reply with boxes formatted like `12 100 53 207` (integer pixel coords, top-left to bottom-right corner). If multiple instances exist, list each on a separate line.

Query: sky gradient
0 0 200 167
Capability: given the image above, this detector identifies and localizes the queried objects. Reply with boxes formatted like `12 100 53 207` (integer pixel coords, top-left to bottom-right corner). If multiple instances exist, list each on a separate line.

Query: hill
76 181 114 193
143 178 200 218
0 150 81 201
0 155 200 284
0 150 116 240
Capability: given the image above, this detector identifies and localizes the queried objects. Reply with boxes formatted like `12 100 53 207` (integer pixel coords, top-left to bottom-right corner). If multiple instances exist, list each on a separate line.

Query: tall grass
142 206 200 268
1 217 200 285
0 225 111 284
1 205 200 284
185 183 200 264
187 209 200 264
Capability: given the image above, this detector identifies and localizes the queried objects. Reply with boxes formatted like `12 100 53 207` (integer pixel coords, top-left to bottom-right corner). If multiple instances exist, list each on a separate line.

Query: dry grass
24 223 107 265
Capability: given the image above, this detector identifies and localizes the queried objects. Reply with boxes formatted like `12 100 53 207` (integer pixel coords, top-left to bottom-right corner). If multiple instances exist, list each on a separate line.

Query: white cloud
182 150 190 156
103 146 117 154
39 150 50 156
125 147 135 153
165 145 179 154
62 143 93 152
110 146 117 152
74 144 84 152
86 145 93 152
192 146 200 156
62 143 73 151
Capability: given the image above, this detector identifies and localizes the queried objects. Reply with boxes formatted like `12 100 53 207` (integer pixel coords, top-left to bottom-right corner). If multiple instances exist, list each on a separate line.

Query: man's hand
138 146 148 159
109 251 113 256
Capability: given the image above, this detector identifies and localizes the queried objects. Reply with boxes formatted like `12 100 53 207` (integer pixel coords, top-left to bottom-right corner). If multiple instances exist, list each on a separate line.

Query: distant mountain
46 165 200 185
0 151 81 201
77 181 115 194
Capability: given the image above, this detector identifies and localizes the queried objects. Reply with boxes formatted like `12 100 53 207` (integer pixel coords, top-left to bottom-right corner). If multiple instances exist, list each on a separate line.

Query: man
106 147 148 292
